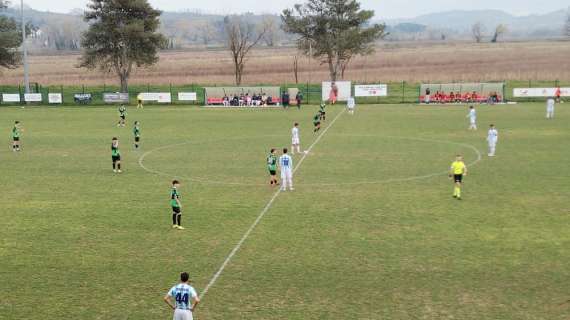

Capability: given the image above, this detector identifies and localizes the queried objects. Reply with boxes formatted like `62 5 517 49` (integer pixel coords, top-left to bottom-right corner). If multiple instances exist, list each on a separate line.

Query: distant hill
382 9 568 39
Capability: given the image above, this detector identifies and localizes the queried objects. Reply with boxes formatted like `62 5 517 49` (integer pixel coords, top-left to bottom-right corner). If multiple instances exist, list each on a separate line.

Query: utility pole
308 41 312 104
21 0 30 94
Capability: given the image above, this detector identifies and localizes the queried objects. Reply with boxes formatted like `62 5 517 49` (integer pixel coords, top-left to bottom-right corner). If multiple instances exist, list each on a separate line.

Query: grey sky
21 0 569 18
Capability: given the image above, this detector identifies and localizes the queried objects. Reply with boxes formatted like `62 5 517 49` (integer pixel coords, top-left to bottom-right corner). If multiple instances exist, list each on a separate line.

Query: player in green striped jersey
170 180 184 230
267 149 279 186
313 113 321 133
319 102 326 121
133 121 141 149
111 137 122 173
117 105 127 127
12 121 22 152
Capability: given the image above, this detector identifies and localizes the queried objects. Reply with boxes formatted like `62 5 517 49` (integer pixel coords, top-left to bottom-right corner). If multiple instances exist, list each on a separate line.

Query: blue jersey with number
279 155 293 170
168 283 198 310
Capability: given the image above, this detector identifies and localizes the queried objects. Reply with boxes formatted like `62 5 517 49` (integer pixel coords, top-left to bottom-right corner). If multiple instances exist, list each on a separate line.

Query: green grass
0 103 568 319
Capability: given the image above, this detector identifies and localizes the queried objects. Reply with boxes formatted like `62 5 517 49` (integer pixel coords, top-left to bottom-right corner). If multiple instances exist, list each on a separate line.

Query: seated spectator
449 92 455 102
465 92 471 103
472 91 478 103
223 95 230 107
245 93 252 106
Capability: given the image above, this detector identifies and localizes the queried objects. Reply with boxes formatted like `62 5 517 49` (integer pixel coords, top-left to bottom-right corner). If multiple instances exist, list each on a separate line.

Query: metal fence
1 80 568 106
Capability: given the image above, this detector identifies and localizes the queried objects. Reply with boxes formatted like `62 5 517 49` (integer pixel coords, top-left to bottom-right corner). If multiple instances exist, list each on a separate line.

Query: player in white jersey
164 272 200 320
279 148 294 191
347 96 356 115
291 123 301 154
466 106 477 130
546 97 555 119
487 124 499 157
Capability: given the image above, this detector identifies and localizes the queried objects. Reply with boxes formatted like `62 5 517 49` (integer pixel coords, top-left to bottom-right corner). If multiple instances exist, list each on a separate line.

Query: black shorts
112 155 121 162
13 137 19 142
454 174 463 183
172 206 181 214
135 137 140 142
120 115 125 120
314 122 321 126
269 169 276 176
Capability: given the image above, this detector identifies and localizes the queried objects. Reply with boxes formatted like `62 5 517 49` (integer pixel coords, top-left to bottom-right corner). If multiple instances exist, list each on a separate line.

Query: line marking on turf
198 108 346 300
139 134 483 187
138 136 287 186
299 134 483 186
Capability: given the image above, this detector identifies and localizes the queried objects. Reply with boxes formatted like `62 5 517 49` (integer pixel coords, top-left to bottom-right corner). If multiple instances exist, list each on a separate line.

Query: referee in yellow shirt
449 155 467 200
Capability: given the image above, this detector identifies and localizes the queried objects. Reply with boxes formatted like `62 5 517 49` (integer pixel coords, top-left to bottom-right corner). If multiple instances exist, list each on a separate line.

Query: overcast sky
19 0 569 19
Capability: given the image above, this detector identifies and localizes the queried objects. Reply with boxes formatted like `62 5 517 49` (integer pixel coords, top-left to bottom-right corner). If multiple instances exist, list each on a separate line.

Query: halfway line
199 107 346 300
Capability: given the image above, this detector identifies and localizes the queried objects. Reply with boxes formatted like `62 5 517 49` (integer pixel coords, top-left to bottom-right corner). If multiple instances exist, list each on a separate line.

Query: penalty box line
199 108 346 300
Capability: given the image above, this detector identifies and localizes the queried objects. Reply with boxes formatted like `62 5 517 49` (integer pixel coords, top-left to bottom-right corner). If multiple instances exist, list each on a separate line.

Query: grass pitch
0 103 568 319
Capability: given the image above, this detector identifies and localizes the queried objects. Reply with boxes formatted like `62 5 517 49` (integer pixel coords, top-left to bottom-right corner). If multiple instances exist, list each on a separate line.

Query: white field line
198 108 346 300
300 135 483 186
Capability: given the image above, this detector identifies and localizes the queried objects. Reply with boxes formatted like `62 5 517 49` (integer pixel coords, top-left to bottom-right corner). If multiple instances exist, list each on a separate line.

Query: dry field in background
1 41 569 86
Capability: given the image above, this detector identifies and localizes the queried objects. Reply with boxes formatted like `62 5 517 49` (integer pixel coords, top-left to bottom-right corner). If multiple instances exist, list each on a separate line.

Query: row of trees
79 0 386 92
471 22 508 43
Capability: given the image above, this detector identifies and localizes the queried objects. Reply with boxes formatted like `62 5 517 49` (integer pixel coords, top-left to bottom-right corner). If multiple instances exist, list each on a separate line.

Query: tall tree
564 8 570 37
79 0 167 92
471 22 485 43
282 0 386 82
260 16 279 47
491 24 507 43
224 15 266 85
197 21 217 46
0 0 23 69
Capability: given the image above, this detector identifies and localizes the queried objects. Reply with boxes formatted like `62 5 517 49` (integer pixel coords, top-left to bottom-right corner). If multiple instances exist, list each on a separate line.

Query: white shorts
470 118 476 124
173 309 193 320
281 169 292 179
292 138 300 145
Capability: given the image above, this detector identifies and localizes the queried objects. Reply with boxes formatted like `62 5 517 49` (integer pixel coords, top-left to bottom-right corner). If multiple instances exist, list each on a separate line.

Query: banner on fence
513 88 570 97
24 93 42 102
322 81 352 102
178 92 197 101
103 93 129 103
354 84 388 97
49 93 63 104
138 92 171 103
2 93 21 103
74 94 92 104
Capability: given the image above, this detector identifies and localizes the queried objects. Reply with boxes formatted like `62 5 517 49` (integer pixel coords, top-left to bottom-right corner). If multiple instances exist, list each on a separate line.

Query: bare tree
472 22 485 43
292 55 299 84
197 21 217 46
224 15 266 85
491 24 507 43
260 16 279 47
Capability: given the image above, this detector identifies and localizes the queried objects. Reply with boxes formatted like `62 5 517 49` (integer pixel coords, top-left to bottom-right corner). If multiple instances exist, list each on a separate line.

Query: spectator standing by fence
282 91 290 108
295 91 303 110
425 88 431 104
